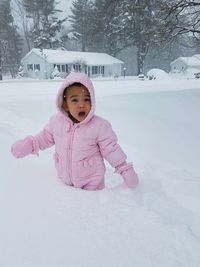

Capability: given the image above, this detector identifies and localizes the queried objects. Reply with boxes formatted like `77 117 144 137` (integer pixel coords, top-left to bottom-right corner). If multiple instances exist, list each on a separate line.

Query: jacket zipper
68 125 76 185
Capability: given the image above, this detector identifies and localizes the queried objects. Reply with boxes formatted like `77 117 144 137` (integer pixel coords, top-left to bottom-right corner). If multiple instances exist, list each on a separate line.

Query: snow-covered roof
185 67 200 75
171 56 200 67
23 48 124 65
193 54 200 60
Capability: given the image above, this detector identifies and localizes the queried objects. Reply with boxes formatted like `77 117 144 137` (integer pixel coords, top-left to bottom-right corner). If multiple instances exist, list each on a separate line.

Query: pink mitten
11 136 38 158
115 162 139 188
122 168 139 188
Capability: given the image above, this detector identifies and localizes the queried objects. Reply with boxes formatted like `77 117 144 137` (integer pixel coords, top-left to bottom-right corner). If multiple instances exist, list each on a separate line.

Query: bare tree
164 0 200 38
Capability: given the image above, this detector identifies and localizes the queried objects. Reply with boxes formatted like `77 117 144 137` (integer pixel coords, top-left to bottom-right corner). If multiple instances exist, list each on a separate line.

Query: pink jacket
12 73 138 190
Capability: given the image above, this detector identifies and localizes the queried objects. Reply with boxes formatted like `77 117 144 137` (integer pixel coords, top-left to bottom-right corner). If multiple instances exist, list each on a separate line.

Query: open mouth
78 111 86 117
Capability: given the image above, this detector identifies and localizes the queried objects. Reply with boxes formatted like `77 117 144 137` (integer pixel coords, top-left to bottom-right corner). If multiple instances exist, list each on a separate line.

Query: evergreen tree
0 0 23 78
89 0 125 54
69 0 93 51
112 0 164 74
13 0 33 51
67 0 198 74
87 0 110 52
84 0 168 73
102 0 130 56
69 0 127 54
22 0 65 49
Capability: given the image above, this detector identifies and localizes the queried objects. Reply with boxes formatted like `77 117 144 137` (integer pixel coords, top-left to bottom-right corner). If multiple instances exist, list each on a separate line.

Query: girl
11 72 138 190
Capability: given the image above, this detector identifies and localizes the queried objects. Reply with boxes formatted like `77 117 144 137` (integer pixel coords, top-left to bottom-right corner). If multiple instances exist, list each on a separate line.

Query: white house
21 48 124 79
170 54 200 77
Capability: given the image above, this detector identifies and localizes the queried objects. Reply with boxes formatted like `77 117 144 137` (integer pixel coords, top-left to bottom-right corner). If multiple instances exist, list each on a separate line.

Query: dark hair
63 82 84 101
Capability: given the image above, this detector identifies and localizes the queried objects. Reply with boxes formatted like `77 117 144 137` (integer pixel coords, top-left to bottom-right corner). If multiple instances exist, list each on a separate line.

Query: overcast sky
57 0 73 18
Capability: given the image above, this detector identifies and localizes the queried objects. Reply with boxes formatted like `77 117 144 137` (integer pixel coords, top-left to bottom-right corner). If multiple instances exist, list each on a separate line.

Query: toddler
11 72 138 190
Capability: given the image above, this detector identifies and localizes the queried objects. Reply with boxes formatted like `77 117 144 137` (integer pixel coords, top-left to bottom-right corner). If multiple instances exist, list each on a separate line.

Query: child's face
62 85 91 123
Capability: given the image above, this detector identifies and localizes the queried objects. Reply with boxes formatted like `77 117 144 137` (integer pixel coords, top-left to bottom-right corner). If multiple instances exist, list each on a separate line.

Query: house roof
171 56 200 67
193 54 200 60
22 48 124 65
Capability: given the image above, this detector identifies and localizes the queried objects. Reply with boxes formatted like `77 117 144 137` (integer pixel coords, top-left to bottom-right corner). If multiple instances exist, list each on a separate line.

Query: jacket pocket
77 157 97 179
53 152 62 177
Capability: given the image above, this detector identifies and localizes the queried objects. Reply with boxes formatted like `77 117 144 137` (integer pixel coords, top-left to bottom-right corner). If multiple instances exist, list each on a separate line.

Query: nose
78 100 85 108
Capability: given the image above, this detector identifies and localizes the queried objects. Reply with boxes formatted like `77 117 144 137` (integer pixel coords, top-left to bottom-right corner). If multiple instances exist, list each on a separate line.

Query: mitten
115 162 139 188
11 136 39 158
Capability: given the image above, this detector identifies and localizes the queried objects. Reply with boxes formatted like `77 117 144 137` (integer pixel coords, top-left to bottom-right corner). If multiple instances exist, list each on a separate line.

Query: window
101 66 104 75
73 64 81 72
66 64 68 73
27 64 33 71
61 65 65 72
87 66 90 76
53 64 61 71
92 66 98 75
34 64 40 71
91 66 104 75
57 65 60 72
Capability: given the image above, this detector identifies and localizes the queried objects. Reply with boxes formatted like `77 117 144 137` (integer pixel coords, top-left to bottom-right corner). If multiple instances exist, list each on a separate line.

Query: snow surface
0 77 200 267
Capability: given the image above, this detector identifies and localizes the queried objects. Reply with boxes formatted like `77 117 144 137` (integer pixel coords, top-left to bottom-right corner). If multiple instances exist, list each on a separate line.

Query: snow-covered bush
147 69 168 80
51 66 61 79
16 65 24 78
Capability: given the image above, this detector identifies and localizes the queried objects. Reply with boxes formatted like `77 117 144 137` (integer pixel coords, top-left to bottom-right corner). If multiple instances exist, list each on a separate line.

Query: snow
29 48 124 65
185 69 200 79
193 54 200 61
180 56 200 66
171 56 200 67
0 76 200 267
147 68 168 79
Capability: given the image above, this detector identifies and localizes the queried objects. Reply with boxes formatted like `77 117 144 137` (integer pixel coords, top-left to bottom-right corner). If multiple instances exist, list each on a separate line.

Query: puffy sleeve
34 116 55 151
96 120 127 168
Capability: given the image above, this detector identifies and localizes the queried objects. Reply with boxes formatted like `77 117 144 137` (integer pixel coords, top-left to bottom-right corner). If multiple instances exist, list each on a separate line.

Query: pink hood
56 72 95 124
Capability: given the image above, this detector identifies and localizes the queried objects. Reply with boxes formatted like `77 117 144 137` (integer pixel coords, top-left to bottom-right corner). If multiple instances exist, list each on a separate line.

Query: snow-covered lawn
0 77 200 267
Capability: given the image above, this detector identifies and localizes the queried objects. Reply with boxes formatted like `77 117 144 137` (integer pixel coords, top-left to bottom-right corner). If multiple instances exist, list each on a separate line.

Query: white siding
22 52 46 79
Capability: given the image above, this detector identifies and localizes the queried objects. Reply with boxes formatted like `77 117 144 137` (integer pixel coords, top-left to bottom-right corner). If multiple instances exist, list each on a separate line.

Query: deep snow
0 77 200 267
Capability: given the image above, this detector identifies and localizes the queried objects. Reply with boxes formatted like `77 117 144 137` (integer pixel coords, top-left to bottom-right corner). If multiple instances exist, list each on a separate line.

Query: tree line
0 0 200 79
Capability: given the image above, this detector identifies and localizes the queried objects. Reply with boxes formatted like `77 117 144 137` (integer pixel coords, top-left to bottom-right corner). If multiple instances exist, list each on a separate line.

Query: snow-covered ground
0 77 200 267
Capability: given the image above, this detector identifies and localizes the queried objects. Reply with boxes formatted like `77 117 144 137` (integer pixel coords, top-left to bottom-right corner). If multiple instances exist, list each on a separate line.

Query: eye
71 98 78 103
84 97 91 102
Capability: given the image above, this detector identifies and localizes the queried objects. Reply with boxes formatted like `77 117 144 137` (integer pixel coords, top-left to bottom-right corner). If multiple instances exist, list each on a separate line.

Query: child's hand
11 136 35 158
122 168 139 188
115 162 139 189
